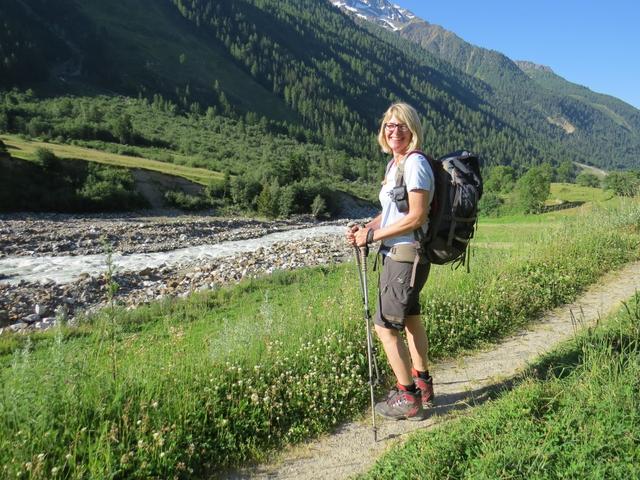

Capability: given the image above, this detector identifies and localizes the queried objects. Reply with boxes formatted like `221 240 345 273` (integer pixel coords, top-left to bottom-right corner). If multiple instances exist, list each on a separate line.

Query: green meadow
1 198 639 478
1 133 222 185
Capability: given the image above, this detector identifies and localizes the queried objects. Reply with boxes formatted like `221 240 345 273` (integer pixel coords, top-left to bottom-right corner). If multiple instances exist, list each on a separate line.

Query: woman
347 102 434 420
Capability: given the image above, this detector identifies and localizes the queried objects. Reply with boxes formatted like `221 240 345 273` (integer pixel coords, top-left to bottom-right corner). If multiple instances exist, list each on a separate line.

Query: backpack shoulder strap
382 158 394 185
395 150 427 186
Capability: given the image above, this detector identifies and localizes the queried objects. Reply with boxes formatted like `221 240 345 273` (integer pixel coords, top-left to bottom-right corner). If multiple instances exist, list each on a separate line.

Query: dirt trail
224 261 640 480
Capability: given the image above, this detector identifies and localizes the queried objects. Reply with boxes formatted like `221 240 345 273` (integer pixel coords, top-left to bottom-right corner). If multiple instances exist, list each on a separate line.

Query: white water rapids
0 225 346 285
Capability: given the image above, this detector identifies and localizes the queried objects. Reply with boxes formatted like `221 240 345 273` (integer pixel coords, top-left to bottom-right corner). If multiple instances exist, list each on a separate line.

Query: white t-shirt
378 152 435 248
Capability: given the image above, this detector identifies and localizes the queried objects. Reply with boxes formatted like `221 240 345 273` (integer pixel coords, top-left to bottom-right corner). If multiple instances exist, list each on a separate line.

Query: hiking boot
374 386 425 421
413 375 434 408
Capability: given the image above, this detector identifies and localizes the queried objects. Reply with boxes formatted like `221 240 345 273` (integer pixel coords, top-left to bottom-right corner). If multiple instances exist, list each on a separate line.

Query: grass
0 133 222 185
0 200 639 478
548 182 614 204
359 294 640 480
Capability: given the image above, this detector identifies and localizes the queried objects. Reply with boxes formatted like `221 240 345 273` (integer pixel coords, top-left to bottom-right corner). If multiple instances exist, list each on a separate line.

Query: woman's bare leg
404 314 429 372
374 324 413 386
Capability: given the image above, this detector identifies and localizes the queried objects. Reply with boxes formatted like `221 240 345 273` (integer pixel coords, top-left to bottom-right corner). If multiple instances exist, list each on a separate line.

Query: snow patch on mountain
329 0 416 31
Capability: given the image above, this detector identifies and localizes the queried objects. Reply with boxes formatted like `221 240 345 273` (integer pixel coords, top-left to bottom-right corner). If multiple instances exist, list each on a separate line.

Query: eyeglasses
384 123 409 133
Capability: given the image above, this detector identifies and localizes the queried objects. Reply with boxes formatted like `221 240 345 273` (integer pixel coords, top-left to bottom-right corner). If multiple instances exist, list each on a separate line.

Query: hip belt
380 243 428 288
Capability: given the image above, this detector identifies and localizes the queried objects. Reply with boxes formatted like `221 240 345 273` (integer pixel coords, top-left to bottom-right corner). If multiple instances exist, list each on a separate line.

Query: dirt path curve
225 261 640 480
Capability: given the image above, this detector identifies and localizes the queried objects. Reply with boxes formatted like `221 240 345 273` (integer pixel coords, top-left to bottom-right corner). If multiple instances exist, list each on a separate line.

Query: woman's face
385 115 412 155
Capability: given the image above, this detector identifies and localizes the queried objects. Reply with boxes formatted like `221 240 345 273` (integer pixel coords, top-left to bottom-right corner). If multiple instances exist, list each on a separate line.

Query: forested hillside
1 0 638 187
333 1 640 170
517 61 640 134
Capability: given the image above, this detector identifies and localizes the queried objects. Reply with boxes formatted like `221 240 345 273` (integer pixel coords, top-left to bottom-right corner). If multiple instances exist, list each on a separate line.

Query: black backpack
396 150 483 268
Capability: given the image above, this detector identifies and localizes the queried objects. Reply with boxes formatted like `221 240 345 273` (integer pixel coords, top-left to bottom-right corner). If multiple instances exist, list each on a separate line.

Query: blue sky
392 1 640 109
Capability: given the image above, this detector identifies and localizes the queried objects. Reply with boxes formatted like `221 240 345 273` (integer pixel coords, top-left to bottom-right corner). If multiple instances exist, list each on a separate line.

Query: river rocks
23 313 40 324
0 213 365 333
0 310 9 327
0 212 322 258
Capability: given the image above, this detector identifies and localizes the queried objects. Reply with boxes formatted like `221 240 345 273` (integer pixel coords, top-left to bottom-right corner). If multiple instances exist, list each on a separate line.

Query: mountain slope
1 0 638 171
517 61 640 133
0 0 296 121
330 0 640 169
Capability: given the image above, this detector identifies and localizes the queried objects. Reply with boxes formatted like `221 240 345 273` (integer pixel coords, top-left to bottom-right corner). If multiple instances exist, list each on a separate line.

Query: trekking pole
354 243 380 442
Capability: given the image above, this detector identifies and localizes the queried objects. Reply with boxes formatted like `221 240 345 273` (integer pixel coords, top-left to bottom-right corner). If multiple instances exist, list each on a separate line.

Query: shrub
478 191 503 216
34 147 60 171
555 160 577 183
164 190 210 211
576 171 600 188
111 113 134 145
514 166 551 213
484 165 516 194
77 163 147 211
311 194 328 218
603 171 640 197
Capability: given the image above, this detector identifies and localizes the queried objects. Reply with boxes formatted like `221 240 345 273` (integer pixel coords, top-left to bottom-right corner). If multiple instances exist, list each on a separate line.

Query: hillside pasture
0 134 222 185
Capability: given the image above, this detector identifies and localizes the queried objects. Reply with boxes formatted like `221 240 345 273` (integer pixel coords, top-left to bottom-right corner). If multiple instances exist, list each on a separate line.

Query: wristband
366 228 375 244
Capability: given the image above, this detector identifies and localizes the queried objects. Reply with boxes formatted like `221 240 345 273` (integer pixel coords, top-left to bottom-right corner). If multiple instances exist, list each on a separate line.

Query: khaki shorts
374 254 430 330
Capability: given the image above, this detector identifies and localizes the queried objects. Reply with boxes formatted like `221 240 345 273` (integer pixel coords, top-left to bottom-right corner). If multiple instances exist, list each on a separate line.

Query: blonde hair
377 102 423 154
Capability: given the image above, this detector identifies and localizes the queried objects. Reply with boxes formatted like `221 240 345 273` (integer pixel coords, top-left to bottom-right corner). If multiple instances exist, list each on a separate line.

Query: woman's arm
354 189 429 246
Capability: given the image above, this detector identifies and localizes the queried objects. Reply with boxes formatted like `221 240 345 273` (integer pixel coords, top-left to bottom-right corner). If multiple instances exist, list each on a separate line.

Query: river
0 225 346 285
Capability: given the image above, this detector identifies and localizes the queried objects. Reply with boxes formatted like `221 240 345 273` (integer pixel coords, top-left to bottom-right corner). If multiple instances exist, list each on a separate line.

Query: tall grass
0 201 639 478
360 294 640 479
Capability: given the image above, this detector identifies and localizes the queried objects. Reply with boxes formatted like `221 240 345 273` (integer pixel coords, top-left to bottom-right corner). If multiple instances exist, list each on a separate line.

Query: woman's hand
354 227 372 247
346 214 382 247
345 223 360 246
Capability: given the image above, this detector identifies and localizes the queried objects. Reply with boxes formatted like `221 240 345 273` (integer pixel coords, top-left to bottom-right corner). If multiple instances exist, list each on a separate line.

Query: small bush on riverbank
360 294 640 479
0 201 639 478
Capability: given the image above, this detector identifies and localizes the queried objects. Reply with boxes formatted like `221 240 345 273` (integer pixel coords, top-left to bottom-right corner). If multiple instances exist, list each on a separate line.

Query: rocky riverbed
0 212 365 333
0 212 323 257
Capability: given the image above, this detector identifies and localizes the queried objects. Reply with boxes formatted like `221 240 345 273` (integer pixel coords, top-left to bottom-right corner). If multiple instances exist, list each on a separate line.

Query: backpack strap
395 150 430 287
394 150 426 187
383 158 394 185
